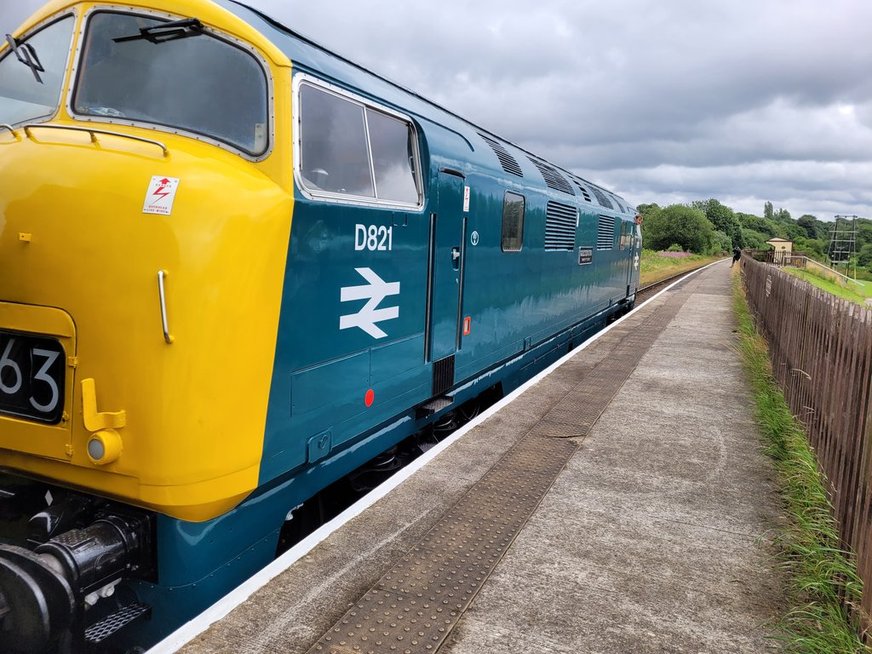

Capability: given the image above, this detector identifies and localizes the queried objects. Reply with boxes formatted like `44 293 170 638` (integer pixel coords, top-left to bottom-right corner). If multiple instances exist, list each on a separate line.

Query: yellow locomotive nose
0 125 293 520
0 0 297 521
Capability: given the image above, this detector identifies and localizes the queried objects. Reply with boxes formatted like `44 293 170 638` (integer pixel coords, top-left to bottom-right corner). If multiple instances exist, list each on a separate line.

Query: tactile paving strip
532 282 695 439
307 436 577 654
306 278 698 654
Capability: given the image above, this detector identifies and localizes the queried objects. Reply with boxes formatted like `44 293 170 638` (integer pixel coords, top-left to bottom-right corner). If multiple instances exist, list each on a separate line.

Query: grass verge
639 249 720 286
783 268 872 307
733 269 868 653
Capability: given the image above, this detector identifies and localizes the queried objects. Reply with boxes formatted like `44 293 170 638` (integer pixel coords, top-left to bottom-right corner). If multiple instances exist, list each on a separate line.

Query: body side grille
545 201 578 251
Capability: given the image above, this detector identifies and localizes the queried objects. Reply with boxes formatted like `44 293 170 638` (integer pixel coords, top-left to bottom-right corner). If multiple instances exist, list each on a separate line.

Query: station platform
166 262 787 654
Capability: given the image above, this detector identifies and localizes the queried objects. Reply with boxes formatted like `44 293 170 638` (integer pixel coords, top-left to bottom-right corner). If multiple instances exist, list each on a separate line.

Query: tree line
637 199 872 278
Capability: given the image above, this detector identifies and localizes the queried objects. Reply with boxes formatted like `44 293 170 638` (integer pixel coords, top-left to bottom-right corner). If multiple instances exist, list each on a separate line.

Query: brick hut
766 237 793 264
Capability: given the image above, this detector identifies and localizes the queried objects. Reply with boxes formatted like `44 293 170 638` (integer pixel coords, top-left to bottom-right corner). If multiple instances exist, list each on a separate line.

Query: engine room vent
478 133 523 177
597 215 615 250
572 179 593 203
545 201 578 251
592 187 614 210
528 157 574 196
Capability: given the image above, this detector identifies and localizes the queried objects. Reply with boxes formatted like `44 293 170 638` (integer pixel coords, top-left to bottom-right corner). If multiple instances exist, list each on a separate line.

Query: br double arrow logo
339 268 401 339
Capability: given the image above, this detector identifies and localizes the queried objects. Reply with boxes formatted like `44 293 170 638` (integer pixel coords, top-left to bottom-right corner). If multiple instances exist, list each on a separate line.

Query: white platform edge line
147 260 721 653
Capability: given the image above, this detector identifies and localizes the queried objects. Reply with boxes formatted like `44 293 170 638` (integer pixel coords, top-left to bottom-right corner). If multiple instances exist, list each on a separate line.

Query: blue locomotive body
247 0 640 484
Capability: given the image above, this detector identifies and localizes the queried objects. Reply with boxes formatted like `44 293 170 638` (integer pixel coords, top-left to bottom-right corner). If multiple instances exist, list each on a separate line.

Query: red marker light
463 316 472 336
364 389 375 407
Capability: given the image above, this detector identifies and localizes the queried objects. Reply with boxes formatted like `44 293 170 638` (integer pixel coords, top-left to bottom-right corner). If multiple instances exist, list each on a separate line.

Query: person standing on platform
731 246 741 267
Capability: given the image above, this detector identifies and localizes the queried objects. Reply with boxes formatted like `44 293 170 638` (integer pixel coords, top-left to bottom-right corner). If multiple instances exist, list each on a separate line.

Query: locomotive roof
215 0 631 210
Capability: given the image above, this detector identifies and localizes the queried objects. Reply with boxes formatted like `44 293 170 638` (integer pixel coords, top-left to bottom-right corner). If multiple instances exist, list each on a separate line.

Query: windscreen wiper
113 18 203 44
4 34 44 83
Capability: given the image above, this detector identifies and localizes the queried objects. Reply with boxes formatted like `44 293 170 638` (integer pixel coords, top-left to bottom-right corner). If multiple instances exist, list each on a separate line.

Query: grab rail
157 270 174 344
22 123 169 157
0 124 20 140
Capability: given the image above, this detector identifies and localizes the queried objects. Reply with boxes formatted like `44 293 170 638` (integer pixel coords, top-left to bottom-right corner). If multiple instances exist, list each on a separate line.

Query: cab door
424 170 467 394
627 220 641 295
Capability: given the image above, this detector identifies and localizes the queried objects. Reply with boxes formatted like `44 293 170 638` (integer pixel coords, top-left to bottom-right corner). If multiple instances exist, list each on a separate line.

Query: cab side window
297 80 421 207
367 109 419 204
299 83 373 197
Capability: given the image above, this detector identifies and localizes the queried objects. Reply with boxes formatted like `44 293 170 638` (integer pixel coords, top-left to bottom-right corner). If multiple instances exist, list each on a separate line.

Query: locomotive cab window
501 191 525 252
620 222 631 250
0 15 75 126
72 11 270 155
297 79 422 207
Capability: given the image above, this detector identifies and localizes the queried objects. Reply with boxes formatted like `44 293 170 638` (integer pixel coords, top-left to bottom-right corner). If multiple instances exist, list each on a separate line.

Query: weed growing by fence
733 269 869 653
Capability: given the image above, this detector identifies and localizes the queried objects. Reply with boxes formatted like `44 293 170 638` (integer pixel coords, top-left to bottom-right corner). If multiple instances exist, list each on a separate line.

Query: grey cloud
2 0 871 220
0 2 42 32
596 160 872 216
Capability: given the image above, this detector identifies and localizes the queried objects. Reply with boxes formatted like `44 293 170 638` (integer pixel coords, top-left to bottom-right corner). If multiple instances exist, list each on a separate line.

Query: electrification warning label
143 176 180 215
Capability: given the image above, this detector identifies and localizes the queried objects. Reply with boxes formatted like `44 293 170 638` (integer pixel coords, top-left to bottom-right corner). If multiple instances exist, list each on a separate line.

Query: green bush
709 230 733 254
741 228 769 249
642 204 714 253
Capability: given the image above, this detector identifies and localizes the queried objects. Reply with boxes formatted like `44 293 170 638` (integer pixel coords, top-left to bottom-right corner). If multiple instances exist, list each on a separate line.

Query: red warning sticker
143 176 180 215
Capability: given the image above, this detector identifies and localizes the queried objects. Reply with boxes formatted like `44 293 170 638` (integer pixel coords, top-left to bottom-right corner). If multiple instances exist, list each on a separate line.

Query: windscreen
0 16 74 126
73 11 269 155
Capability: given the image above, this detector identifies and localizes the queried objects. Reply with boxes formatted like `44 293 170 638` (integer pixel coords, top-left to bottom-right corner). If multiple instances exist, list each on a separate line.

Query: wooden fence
741 255 872 620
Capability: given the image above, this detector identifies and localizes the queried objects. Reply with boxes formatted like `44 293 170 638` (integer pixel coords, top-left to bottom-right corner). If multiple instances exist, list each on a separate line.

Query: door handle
451 246 461 270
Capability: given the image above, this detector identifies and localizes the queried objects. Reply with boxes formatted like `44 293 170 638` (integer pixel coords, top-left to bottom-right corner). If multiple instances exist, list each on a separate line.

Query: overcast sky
4 0 871 221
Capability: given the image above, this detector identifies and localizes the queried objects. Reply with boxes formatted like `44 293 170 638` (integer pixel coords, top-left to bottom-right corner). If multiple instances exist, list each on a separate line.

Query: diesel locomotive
0 1 641 651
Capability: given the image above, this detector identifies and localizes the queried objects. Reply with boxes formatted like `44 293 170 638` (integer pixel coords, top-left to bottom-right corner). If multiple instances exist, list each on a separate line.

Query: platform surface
181 262 786 654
